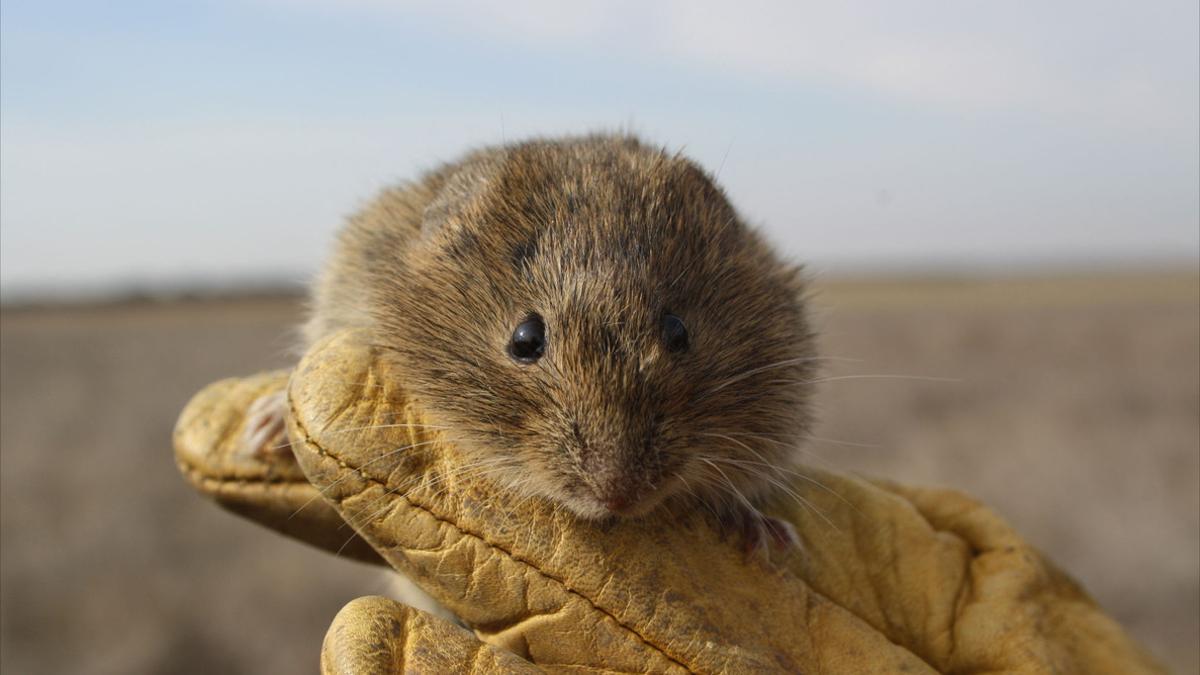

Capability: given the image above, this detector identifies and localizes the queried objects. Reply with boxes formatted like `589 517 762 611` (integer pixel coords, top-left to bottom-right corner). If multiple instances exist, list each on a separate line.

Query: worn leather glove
175 330 1164 674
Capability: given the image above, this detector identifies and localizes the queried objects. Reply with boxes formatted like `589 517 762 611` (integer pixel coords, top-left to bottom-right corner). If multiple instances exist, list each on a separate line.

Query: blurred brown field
1 271 1197 674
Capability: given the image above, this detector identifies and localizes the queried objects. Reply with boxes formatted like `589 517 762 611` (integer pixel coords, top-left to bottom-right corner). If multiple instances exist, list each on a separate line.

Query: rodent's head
374 135 815 520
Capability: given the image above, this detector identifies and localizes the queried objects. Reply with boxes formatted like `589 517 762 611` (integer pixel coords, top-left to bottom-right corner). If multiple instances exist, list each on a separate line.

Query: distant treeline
0 281 306 312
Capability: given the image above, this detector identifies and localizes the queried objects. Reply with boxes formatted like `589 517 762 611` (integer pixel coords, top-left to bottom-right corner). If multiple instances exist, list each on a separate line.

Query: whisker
696 432 860 514
335 460 518 534
701 451 860 519
422 458 519 493
802 434 881 449
267 422 453 451
697 454 841 532
703 355 858 396
697 457 756 512
286 438 455 520
336 530 370 557
673 472 721 522
808 374 959 384
496 476 540 521
711 431 843 469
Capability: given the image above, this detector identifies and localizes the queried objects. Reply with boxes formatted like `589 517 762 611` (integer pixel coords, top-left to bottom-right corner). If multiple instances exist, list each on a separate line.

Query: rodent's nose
603 495 633 513
589 475 644 514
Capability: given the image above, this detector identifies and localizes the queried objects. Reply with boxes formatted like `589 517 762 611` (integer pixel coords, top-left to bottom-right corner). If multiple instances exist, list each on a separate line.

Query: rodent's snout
577 454 663 517
567 413 666 517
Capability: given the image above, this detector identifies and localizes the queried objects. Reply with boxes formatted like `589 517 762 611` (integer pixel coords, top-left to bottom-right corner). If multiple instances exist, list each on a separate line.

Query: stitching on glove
176 461 313 488
288 393 695 674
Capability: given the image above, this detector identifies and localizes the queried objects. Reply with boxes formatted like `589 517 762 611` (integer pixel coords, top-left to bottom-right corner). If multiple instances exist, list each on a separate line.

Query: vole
245 133 817 550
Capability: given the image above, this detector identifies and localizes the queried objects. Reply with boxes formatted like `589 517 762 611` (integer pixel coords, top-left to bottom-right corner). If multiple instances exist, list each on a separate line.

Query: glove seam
176 461 314 488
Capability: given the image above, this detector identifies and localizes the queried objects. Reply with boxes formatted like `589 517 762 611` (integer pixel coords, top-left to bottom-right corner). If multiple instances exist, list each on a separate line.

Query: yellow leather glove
175 330 1164 674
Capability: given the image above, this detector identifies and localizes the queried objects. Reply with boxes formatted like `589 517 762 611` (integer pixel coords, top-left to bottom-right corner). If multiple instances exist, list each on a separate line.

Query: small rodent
246 133 816 549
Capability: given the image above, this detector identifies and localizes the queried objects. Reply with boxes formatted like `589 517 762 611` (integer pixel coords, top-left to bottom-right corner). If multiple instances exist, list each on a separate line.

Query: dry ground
1 272 1197 673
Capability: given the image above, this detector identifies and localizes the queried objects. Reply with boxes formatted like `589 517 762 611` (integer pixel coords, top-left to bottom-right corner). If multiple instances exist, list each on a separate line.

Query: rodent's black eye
661 314 689 353
509 315 546 363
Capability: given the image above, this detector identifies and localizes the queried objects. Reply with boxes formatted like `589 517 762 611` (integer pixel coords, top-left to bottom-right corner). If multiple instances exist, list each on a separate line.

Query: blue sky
2 1 1197 296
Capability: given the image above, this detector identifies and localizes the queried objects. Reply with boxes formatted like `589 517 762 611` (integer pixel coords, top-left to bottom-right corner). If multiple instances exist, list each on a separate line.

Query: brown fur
305 133 816 522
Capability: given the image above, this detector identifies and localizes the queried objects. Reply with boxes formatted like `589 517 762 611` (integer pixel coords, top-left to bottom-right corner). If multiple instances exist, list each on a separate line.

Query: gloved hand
175 330 1164 674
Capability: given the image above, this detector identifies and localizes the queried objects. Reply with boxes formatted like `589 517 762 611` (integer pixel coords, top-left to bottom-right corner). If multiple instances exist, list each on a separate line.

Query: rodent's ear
420 153 504 240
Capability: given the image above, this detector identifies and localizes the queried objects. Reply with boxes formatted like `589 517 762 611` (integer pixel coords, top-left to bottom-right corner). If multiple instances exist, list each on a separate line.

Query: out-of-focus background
2 2 1197 673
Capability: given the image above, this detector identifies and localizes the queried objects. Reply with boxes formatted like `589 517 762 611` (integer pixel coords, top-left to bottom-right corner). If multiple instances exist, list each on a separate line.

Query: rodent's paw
239 389 295 460
720 505 801 557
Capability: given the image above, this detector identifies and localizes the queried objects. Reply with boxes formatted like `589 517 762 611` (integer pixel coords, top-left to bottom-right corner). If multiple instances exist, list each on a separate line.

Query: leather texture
175 329 1165 674
173 369 384 565
321 596 540 674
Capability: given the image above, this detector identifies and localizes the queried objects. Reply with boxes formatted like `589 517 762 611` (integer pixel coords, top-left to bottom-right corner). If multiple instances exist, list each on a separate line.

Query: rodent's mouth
572 498 658 521
595 497 656 519
571 481 678 521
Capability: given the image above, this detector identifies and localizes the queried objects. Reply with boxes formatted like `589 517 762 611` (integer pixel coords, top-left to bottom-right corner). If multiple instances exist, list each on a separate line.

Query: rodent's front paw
240 389 294 460
720 506 800 556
